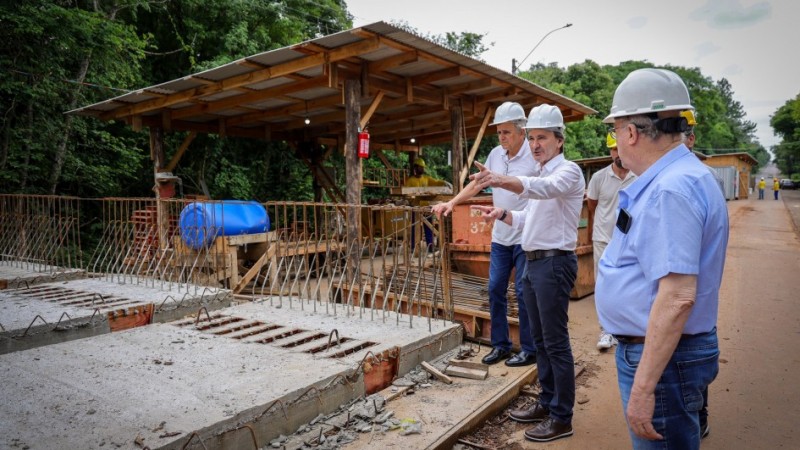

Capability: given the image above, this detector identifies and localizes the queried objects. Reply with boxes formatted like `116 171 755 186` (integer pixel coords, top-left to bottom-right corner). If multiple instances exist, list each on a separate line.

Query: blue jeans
521 254 578 423
488 242 536 353
758 188 764 199
616 329 719 449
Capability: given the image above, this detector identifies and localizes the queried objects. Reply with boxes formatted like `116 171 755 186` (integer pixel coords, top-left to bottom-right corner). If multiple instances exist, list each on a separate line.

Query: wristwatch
498 209 508 221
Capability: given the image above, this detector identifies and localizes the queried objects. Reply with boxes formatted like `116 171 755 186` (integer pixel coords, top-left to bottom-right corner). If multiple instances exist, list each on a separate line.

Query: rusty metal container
448 196 493 277
447 196 595 299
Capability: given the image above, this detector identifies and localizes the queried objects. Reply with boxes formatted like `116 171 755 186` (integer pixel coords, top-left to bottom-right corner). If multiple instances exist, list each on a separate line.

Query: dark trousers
521 253 578 424
488 242 536 353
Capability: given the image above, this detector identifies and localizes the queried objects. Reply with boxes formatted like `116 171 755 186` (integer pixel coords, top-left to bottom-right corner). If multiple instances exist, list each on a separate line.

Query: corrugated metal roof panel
244 98 294 110
245 77 295 91
247 48 307 66
69 21 595 140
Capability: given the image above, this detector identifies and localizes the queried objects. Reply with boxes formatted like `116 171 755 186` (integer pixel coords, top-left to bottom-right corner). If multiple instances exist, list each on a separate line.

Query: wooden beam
451 103 464 194
226 93 343 127
101 37 380 121
327 62 338 88
373 149 394 169
140 116 270 140
421 361 453 384
170 76 329 120
164 131 197 172
344 79 362 281
411 66 462 85
368 51 418 74
459 105 494 187
233 246 276 293
474 87 521 105
161 109 172 131
374 36 484 79
360 91 385 130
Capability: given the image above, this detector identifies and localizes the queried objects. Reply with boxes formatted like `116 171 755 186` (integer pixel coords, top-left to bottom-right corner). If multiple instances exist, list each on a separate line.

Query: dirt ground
458 178 800 449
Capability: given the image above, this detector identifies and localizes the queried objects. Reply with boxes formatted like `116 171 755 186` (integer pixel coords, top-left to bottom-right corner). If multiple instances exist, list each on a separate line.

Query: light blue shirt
595 144 729 336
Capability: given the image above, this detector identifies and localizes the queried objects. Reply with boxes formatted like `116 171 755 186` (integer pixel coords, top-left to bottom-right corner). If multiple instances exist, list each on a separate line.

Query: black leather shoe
481 347 511 365
505 351 536 367
509 401 549 423
524 417 573 442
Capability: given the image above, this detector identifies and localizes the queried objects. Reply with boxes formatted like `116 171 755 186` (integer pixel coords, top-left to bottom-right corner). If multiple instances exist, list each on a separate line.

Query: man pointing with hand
471 104 584 443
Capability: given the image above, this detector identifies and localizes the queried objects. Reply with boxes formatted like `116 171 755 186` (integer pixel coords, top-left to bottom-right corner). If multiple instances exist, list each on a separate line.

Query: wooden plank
444 365 487 380
223 232 268 246
233 245 276 294
360 90 384 130
421 361 453 384
411 66 462 85
102 38 379 121
368 51 418 74
427 364 538 450
171 76 328 120
164 131 197 172
451 103 464 194
447 360 489 371
459 105 494 187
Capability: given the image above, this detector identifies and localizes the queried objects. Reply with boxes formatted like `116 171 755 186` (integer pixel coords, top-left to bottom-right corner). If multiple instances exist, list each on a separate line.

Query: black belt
525 249 574 260
615 334 697 345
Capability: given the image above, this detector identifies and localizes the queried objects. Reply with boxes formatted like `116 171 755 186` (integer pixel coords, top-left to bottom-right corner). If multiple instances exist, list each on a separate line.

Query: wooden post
150 127 171 251
450 103 464 194
344 79 362 281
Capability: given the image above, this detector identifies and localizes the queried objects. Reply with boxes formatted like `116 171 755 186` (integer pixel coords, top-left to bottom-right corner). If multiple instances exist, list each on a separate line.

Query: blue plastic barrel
179 201 270 249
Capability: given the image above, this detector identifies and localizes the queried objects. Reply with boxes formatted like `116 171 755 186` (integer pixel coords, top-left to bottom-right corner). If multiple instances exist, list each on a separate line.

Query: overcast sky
346 0 800 149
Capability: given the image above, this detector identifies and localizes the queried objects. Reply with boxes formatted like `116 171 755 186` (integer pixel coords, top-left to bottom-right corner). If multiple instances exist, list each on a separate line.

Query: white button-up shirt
484 141 537 246
587 164 637 244
509 153 585 251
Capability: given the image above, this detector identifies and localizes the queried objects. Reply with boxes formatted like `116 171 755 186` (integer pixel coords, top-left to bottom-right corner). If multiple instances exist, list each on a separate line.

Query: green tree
771 93 800 178
0 0 149 196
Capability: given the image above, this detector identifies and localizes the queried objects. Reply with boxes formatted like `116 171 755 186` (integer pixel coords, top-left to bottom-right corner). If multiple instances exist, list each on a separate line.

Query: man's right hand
431 201 454 218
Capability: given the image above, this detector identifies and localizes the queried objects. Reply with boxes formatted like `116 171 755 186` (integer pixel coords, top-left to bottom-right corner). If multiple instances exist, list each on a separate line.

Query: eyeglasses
610 121 646 135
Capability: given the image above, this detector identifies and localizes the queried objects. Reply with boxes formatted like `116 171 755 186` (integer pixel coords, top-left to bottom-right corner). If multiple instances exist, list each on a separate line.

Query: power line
4 68 131 93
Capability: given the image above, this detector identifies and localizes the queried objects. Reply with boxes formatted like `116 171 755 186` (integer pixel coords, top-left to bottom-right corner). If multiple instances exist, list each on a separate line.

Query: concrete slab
0 277 230 354
0 299 461 449
0 261 85 289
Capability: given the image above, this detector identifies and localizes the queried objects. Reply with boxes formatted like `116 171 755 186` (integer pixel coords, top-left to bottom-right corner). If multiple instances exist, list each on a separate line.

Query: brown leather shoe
509 402 549 423
524 417 573 442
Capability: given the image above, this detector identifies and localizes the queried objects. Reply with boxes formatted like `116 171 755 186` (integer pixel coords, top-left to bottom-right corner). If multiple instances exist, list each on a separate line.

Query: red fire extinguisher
358 129 370 159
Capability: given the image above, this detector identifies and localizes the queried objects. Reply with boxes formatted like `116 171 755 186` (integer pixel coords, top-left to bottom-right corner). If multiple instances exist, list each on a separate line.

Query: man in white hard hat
470 104 584 443
587 131 636 351
433 102 538 367
595 68 729 449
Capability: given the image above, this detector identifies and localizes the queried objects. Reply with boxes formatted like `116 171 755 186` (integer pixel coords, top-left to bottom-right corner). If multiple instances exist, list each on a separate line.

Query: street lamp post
512 23 573 75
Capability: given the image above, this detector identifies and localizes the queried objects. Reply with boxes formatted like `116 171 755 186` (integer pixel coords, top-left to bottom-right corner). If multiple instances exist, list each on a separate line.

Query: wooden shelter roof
70 22 595 148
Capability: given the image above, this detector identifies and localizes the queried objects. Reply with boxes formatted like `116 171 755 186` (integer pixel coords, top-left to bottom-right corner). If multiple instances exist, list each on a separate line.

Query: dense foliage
771 93 800 179
0 1 781 200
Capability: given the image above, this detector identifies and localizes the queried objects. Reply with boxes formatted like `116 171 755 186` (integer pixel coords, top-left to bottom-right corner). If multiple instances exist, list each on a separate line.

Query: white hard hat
603 68 693 124
490 102 526 126
525 104 564 132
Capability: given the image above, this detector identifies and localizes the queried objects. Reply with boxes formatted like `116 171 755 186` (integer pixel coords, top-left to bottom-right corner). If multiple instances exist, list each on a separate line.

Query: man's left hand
470 205 502 223
626 386 663 440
